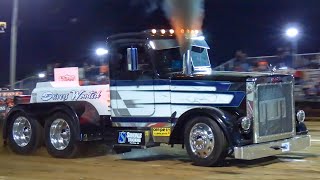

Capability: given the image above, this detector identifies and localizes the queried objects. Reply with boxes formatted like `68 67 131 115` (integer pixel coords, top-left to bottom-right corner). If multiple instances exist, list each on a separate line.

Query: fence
213 52 320 72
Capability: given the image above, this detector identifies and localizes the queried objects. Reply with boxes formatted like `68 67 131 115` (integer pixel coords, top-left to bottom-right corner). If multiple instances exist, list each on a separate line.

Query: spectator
254 60 269 72
233 51 251 72
270 47 293 69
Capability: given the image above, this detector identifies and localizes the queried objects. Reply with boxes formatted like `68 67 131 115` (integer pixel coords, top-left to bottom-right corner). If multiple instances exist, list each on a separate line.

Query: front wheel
184 116 227 166
44 112 79 158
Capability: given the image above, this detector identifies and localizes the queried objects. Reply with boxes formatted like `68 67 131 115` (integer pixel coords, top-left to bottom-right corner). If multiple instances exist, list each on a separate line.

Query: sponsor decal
0 91 23 97
281 142 290 152
41 92 68 101
41 90 102 102
59 74 76 81
118 132 126 144
152 127 171 137
0 105 6 111
54 67 79 83
117 131 143 145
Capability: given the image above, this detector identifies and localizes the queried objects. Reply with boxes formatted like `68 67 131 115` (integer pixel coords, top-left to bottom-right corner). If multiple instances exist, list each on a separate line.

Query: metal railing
213 52 320 71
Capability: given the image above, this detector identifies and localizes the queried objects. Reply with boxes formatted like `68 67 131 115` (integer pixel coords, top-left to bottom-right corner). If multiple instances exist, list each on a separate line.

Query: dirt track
0 122 319 180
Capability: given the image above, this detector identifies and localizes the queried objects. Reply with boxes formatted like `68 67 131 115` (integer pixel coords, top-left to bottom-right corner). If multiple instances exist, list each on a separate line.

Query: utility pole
10 0 19 90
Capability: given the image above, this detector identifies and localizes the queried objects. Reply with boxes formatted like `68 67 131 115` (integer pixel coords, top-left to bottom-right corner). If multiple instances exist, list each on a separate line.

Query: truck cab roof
106 29 210 50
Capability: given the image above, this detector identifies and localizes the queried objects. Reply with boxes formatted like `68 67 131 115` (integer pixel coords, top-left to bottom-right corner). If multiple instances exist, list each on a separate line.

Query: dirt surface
0 122 319 180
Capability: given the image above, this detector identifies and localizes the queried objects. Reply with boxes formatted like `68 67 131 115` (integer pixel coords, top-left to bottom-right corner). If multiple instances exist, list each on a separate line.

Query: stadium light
285 27 299 39
96 48 108 56
38 72 46 78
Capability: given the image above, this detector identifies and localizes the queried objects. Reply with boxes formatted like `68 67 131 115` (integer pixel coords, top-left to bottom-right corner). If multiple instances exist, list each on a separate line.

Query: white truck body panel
30 82 111 115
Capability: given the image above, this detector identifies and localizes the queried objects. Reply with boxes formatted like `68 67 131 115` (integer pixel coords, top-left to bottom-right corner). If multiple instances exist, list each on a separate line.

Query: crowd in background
218 48 320 101
46 61 110 86
225 48 320 72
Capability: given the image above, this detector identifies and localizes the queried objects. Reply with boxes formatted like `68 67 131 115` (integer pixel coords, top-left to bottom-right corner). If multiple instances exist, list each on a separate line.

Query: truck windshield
152 47 183 75
191 47 210 67
152 47 210 75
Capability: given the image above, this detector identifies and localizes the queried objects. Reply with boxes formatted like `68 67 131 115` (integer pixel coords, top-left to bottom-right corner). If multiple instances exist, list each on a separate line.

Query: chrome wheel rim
12 116 32 147
50 118 71 150
189 123 215 158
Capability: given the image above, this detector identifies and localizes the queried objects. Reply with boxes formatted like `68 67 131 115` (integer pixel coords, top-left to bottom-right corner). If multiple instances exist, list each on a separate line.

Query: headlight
240 117 251 131
296 110 305 122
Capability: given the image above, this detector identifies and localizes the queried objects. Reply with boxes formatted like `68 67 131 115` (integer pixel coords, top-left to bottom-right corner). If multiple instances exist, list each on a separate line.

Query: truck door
110 45 155 117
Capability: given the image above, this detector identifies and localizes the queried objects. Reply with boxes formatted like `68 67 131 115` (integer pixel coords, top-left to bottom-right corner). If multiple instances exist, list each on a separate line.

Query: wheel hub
12 116 32 147
50 119 71 150
189 123 215 158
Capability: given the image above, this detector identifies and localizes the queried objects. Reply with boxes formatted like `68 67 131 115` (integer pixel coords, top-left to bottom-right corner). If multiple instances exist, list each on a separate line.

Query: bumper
234 135 311 160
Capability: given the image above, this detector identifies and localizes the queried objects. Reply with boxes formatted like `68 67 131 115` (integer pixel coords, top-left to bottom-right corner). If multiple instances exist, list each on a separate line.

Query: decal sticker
41 90 102 101
281 142 290 152
0 105 6 111
152 127 171 137
117 131 144 145
118 132 127 144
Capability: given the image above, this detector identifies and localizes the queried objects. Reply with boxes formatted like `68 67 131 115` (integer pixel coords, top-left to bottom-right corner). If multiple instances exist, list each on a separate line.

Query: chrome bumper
234 135 311 160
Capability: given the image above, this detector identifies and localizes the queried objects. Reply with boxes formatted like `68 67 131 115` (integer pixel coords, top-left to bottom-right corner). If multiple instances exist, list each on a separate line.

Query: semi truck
2 29 310 166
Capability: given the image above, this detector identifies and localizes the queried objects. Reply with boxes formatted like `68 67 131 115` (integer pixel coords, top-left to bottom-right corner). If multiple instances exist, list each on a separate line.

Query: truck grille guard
246 78 296 143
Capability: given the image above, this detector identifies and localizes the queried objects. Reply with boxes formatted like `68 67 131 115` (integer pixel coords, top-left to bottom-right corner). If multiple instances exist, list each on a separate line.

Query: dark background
0 0 320 86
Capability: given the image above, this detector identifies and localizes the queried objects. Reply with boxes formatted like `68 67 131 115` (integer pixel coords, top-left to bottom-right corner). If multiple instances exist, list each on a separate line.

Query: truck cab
3 29 310 167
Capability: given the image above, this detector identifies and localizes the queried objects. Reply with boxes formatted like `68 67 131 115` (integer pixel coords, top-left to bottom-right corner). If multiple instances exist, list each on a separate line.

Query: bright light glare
151 29 157 34
286 27 299 38
169 29 174 34
160 29 166 34
279 66 288 70
38 73 46 78
96 48 108 56
149 41 156 49
191 36 205 40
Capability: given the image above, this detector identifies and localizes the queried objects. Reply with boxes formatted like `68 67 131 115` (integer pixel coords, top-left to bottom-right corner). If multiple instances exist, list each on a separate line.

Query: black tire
184 116 227 166
44 112 79 158
7 112 43 155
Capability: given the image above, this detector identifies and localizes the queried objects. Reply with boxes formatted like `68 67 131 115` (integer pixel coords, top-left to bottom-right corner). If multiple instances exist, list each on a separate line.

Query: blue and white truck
2 29 310 166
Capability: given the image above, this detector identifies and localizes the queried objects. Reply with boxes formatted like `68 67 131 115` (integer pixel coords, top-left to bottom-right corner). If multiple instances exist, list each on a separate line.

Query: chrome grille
254 82 295 143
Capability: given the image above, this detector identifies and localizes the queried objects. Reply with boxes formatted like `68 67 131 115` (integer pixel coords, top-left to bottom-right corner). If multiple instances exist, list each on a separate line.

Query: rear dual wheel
44 112 79 158
7 112 43 154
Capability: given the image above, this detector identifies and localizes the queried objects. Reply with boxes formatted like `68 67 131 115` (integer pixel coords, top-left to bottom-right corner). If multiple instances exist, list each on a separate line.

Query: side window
137 47 152 71
109 44 153 80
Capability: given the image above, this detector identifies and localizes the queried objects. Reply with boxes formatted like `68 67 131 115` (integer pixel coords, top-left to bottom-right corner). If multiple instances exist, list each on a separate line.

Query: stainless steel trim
253 82 296 143
234 135 311 160
12 116 32 147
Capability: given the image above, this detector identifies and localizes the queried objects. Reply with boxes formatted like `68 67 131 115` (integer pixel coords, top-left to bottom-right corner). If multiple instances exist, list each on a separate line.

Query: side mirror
127 48 138 71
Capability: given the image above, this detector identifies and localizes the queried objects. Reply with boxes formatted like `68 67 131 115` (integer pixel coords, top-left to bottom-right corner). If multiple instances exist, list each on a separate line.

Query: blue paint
112 117 171 123
111 79 231 91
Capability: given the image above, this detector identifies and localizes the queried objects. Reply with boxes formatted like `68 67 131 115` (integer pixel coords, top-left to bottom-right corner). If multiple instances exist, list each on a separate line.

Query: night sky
0 0 320 86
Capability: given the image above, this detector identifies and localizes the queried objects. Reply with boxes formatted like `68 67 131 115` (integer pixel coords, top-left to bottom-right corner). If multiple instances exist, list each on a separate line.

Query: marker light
169 29 174 34
180 29 185 33
161 29 166 34
240 117 251 131
296 110 305 122
151 29 157 34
